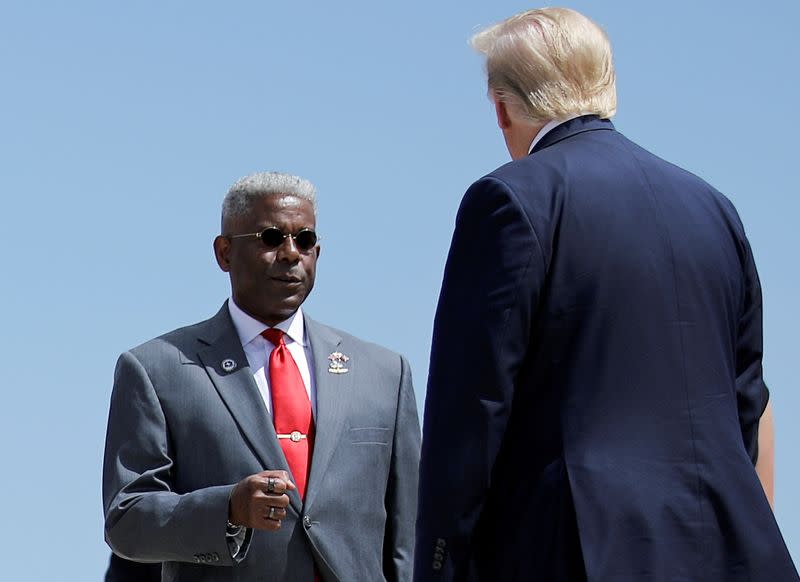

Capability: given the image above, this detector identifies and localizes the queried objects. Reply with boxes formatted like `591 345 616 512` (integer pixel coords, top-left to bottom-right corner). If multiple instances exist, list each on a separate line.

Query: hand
229 470 296 531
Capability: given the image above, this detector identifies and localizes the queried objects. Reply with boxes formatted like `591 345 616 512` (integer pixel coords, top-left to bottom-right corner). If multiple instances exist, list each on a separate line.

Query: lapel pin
327 352 350 374
221 358 237 372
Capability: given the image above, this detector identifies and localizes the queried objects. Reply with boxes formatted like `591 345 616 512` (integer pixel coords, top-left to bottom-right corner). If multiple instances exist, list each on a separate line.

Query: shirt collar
227 298 307 347
527 113 590 154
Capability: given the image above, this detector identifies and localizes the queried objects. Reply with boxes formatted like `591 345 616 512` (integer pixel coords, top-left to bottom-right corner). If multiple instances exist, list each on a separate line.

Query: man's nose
275 235 300 261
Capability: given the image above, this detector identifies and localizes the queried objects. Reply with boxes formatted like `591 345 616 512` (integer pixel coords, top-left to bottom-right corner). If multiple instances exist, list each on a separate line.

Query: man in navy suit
415 7 797 581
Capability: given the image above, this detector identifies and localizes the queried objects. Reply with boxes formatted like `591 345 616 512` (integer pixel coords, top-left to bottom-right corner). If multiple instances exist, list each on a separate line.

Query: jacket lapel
304 316 353 510
196 303 302 513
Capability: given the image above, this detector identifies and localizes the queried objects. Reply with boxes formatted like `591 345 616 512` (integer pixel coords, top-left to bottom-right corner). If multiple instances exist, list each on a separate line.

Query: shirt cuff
225 522 249 561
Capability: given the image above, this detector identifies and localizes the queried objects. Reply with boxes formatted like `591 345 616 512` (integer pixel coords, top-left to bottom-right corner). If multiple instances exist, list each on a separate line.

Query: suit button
433 560 442 571
303 515 312 528
193 554 200 563
212 552 219 562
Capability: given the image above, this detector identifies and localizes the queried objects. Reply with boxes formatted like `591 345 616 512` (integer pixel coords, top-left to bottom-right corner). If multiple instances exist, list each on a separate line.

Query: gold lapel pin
327 352 350 374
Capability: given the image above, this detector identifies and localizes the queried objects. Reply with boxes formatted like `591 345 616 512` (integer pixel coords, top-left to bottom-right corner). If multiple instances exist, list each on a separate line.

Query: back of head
471 7 616 122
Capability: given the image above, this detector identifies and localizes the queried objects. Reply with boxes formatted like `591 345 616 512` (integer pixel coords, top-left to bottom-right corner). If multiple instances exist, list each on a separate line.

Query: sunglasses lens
260 227 286 248
295 230 318 251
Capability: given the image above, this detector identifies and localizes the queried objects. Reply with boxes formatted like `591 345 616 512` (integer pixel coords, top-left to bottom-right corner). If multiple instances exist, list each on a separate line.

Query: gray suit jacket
103 304 420 581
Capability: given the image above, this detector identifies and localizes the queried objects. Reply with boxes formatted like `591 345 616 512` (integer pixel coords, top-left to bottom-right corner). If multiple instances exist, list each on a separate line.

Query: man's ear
213 235 231 272
494 97 513 130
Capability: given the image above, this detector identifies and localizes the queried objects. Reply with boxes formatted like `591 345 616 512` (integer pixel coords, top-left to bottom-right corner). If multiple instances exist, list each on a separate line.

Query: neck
505 121 544 160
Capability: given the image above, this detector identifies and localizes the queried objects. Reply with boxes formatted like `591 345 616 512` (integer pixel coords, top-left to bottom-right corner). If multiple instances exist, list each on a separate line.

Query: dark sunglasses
229 227 319 252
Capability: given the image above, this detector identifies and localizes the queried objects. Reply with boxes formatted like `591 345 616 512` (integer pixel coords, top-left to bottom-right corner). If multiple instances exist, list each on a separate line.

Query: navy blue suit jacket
415 116 797 581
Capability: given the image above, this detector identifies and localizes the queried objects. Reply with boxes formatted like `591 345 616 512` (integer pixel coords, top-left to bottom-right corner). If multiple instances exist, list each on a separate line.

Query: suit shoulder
613 132 747 232
468 154 565 205
471 160 536 192
124 314 217 364
457 166 534 220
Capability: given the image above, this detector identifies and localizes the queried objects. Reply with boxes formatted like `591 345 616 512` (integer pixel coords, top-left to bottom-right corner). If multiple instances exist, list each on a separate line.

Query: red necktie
262 328 315 499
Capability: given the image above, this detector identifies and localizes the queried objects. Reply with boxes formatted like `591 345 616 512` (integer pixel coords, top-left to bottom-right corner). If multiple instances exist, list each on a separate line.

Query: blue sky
2 1 798 578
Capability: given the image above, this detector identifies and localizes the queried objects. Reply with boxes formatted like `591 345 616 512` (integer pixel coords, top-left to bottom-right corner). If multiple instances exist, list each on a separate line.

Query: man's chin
262 296 306 325
234 294 306 326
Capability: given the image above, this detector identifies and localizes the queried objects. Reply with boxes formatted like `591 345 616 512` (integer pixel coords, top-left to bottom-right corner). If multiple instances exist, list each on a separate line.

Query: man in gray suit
103 172 420 581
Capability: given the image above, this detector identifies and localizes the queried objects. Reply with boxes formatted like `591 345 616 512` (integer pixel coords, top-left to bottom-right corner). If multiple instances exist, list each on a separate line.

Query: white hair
471 7 617 122
221 171 317 228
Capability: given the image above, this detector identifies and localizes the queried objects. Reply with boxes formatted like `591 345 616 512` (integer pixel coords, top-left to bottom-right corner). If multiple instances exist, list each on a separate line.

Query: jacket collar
530 115 615 154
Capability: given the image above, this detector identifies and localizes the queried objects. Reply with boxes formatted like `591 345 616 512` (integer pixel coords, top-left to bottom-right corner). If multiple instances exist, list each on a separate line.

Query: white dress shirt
227 298 317 417
224 299 317 558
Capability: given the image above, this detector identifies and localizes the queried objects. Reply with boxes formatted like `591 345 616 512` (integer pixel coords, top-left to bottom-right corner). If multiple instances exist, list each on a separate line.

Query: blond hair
471 7 616 122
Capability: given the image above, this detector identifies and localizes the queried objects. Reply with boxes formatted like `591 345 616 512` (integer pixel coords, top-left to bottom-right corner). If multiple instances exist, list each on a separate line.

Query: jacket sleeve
414 177 545 581
734 236 770 464
383 355 421 581
102 350 250 565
